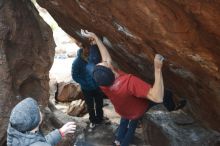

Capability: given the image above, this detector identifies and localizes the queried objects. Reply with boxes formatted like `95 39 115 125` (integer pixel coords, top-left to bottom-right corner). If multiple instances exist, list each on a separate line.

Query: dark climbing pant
82 88 104 124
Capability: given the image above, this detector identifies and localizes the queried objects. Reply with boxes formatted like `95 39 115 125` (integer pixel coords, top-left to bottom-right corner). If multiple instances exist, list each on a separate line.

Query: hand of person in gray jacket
59 122 76 137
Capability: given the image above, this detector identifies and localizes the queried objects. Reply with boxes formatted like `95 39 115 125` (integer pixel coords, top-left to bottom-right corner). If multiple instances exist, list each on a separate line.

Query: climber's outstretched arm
146 54 164 103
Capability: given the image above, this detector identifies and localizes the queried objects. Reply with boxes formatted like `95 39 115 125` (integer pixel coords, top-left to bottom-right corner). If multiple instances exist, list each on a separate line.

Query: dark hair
93 65 115 86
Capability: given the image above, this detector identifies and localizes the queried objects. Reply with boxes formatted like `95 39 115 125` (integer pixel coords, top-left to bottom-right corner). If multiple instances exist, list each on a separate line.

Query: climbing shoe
112 140 120 146
88 123 96 132
174 99 187 110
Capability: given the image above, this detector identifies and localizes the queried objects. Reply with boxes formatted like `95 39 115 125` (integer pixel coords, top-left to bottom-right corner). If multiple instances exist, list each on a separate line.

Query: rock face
142 106 220 146
67 99 86 116
37 0 220 132
56 82 83 102
0 0 55 143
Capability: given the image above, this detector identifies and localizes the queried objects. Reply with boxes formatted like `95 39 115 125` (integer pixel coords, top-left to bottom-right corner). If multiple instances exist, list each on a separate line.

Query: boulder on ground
56 82 83 102
67 99 87 117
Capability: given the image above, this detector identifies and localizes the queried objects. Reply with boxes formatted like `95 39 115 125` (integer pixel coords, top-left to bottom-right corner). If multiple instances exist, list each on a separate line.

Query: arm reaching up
146 54 164 103
81 29 112 65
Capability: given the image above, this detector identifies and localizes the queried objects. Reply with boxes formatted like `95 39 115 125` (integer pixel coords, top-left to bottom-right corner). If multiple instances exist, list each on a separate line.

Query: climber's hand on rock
81 29 97 40
154 54 164 70
59 122 76 136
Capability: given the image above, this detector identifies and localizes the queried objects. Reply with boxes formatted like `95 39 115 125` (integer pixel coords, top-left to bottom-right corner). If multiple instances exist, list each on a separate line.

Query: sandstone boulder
56 82 83 102
0 0 54 143
37 0 220 132
67 99 87 117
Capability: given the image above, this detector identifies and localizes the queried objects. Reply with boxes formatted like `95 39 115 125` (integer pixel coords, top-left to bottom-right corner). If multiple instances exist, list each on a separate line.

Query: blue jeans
116 118 139 146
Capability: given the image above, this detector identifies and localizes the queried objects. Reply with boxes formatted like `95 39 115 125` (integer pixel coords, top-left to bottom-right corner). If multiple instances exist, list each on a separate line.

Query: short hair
93 65 115 86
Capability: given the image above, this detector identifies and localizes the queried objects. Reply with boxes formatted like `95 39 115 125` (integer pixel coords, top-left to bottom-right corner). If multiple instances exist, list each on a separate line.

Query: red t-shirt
101 70 151 120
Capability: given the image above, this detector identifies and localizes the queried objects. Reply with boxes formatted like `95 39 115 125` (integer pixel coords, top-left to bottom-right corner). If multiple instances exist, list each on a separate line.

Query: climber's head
93 62 116 86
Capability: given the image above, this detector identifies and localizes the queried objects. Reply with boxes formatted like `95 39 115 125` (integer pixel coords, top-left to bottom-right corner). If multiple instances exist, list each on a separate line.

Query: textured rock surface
0 0 55 143
67 99 86 117
56 82 83 102
142 106 220 146
37 0 220 132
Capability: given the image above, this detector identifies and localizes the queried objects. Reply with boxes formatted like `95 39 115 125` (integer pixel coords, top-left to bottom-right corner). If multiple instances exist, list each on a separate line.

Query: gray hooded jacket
7 124 62 146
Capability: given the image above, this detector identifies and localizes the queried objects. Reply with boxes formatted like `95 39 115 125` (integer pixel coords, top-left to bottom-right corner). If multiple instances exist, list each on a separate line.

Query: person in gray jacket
7 97 76 146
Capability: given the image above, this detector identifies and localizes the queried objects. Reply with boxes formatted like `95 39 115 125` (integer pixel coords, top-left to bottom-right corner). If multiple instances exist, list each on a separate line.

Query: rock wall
37 0 220 132
0 0 55 143
142 105 220 146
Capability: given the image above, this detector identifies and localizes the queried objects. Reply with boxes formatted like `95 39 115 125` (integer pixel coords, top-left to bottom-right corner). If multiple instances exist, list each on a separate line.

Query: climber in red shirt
81 29 185 146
